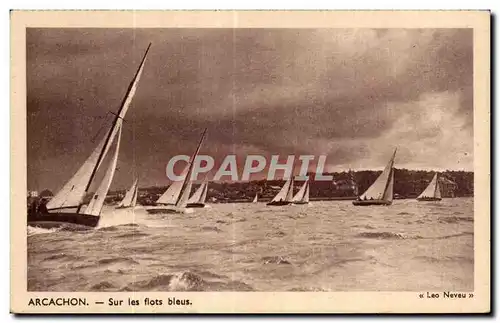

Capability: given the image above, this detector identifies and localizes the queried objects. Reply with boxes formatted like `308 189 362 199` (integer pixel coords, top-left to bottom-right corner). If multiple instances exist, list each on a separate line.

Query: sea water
27 198 474 292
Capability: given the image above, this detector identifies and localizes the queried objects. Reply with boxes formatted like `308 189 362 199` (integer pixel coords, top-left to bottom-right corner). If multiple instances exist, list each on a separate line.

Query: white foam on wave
27 226 59 236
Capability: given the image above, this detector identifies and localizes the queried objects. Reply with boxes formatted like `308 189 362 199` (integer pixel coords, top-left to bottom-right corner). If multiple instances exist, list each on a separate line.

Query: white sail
156 179 185 205
286 176 295 202
417 173 440 199
252 193 258 203
85 124 122 216
292 179 309 202
155 129 207 208
46 135 107 211
382 168 394 202
46 44 151 214
359 149 397 201
303 181 310 203
176 179 193 208
117 178 138 207
187 180 208 204
271 177 293 202
174 129 207 208
131 183 139 207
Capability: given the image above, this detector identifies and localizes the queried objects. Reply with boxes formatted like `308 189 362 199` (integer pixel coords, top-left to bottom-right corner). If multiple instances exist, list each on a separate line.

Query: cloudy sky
27 28 473 192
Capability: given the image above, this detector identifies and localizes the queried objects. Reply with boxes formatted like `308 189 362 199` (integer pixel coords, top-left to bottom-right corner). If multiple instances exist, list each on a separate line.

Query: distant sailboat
116 178 139 209
267 175 294 206
146 128 207 214
186 177 208 208
353 148 397 206
416 173 442 201
252 193 258 203
292 179 309 205
27 43 152 229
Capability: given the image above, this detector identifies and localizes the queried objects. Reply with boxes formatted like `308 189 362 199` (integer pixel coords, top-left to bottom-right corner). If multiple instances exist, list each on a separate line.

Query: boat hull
145 205 193 214
186 203 205 208
27 212 100 230
416 197 442 201
115 205 135 209
292 201 309 205
352 200 393 206
267 201 292 206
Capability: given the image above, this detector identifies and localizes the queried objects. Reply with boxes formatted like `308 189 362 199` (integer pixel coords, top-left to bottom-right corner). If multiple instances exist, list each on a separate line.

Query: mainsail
117 178 139 208
46 43 152 214
292 179 309 203
156 166 189 205
86 124 123 216
271 176 295 203
187 179 208 204
359 149 397 201
154 129 207 208
417 173 441 199
46 135 107 211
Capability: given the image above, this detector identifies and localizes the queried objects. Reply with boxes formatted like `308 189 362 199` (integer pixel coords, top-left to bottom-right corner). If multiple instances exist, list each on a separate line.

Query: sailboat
267 175 294 206
416 173 442 201
116 178 139 209
145 128 207 214
27 43 152 229
186 177 209 208
252 193 258 203
352 148 397 206
292 179 309 205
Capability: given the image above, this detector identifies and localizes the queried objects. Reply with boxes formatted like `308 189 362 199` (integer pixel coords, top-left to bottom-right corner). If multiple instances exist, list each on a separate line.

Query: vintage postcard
10 10 490 314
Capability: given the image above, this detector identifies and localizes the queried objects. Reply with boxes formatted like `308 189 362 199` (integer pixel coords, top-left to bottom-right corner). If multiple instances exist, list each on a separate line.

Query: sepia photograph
10 10 490 313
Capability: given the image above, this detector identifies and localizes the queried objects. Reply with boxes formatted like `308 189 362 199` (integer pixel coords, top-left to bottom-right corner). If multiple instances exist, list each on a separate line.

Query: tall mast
76 43 152 213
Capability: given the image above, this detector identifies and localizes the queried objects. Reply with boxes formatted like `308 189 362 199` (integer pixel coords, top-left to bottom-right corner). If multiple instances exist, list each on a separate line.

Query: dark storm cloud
26 28 473 191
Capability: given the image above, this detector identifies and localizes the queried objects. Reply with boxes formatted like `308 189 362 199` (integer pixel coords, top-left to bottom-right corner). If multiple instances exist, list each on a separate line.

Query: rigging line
90 111 114 144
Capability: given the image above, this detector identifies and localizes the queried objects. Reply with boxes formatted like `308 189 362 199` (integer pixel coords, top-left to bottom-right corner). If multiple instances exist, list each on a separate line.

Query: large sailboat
267 175 294 206
146 128 207 214
292 179 309 205
416 173 442 201
27 43 152 229
353 148 397 206
186 177 209 208
116 178 139 209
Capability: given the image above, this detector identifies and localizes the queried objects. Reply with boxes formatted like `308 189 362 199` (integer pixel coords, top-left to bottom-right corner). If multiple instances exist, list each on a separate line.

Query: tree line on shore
131 169 473 203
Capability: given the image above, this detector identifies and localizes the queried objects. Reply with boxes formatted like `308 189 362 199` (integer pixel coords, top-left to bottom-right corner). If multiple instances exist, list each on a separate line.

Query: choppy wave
27 226 59 236
27 199 474 292
438 216 474 223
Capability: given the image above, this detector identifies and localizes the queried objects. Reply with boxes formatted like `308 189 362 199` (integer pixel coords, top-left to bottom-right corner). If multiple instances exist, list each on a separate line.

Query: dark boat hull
416 197 442 201
27 212 100 230
293 201 309 205
267 201 292 206
352 200 392 206
145 205 191 214
186 203 205 208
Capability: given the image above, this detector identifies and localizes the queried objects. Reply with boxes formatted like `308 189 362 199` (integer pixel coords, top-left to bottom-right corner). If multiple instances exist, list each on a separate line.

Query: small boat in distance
252 193 258 203
116 178 139 209
27 43 152 230
186 177 209 208
292 179 309 205
416 173 442 201
353 148 397 206
267 175 294 206
146 128 207 214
